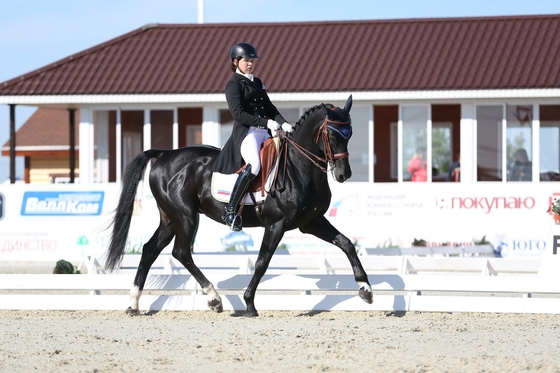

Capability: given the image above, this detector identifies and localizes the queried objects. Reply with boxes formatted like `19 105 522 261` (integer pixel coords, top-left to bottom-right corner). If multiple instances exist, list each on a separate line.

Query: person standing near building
408 147 427 182
211 42 293 231
447 149 461 182
508 148 532 181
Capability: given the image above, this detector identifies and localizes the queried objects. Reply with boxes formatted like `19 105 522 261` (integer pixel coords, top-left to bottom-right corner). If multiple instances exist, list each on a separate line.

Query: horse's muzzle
334 159 352 183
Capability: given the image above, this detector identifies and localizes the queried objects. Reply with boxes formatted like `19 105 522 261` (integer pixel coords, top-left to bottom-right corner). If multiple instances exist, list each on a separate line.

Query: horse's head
283 95 353 182
319 95 353 183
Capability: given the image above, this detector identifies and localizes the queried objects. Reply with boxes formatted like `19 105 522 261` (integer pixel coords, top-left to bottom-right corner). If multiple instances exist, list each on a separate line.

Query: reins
279 116 350 173
268 116 350 194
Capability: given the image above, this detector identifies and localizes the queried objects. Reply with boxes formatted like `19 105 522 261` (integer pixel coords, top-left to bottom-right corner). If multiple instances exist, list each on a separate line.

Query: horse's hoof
126 307 140 316
359 287 374 304
245 310 259 318
208 298 223 313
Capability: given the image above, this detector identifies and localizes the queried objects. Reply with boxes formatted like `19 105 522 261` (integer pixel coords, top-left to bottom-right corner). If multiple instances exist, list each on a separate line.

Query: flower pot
554 214 560 225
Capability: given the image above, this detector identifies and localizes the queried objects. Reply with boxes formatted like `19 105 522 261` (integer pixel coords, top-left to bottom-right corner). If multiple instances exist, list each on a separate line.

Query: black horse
106 95 373 317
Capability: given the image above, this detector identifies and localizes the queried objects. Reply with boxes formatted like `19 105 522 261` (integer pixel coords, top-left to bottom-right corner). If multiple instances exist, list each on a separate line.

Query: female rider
211 42 293 231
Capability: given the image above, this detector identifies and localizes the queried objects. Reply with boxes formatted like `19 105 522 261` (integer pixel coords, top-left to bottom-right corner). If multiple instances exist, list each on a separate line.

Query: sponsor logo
21 191 104 216
436 196 536 213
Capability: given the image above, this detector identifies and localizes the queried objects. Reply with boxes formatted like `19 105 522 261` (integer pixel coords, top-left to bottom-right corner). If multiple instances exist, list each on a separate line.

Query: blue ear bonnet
321 96 353 139
327 121 353 139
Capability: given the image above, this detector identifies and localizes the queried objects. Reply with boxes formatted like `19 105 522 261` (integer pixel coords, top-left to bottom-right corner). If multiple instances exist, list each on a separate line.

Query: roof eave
1 89 560 106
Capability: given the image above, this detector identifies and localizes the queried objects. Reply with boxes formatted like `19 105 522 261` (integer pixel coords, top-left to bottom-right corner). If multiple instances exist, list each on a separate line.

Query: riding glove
267 119 281 137
281 123 293 133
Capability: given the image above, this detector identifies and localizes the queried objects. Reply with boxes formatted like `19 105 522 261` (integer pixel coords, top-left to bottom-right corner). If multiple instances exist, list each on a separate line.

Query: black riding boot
222 165 256 231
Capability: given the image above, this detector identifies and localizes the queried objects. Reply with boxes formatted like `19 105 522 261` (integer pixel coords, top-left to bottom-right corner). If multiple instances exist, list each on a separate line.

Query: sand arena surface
0 309 559 373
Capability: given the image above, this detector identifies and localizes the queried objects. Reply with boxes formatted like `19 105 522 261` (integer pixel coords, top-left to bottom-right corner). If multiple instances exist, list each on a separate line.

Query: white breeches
240 127 270 176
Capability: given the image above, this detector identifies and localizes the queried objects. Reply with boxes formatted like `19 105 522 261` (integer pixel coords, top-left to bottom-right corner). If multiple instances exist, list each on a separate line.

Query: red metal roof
2 14 560 95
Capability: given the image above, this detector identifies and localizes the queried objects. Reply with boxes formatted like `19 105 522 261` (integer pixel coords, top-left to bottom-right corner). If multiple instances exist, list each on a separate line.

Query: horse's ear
343 95 353 113
321 103 330 116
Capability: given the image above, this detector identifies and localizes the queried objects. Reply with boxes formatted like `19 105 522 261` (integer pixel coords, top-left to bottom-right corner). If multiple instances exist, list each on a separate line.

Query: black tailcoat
211 73 287 174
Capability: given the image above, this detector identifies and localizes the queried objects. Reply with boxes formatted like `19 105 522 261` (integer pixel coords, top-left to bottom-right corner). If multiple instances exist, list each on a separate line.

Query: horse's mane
292 103 333 133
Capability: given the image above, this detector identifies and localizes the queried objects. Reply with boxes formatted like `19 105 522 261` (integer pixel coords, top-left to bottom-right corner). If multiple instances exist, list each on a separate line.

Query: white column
202 106 220 147
116 108 122 183
143 109 151 150
397 106 403 183
460 103 475 184
427 105 432 183
501 104 507 183
532 103 540 183
368 106 374 183
173 108 179 149
96 111 109 183
78 107 93 184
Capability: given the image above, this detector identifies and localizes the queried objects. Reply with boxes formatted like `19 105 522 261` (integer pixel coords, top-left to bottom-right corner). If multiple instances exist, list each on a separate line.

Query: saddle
211 137 280 204
244 137 279 197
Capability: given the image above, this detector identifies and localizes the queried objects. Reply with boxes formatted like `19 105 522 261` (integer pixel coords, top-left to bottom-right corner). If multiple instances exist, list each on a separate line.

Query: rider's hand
267 120 280 137
281 123 293 133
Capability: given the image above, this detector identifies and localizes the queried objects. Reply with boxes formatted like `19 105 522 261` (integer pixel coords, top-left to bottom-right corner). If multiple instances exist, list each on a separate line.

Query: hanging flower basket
547 198 560 225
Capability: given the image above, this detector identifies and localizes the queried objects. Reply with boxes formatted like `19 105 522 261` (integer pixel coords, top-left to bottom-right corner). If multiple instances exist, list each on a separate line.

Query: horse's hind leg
300 216 373 304
127 220 175 315
172 214 223 313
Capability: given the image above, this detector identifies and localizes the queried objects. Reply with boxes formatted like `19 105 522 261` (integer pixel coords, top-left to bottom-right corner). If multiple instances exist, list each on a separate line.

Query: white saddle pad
212 138 280 205
211 168 276 205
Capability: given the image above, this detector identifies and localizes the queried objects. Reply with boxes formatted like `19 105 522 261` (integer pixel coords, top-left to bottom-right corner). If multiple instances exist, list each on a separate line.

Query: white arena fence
1 248 560 314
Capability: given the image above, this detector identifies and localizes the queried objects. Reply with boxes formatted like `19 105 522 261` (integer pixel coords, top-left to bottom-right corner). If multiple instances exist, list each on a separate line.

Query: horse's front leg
244 224 285 317
300 216 373 304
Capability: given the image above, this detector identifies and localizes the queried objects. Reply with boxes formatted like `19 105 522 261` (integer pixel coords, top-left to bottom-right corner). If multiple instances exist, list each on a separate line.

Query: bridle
278 116 351 174
264 113 351 195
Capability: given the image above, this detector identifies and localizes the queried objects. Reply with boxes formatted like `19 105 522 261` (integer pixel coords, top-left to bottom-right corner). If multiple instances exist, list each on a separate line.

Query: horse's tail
105 149 163 272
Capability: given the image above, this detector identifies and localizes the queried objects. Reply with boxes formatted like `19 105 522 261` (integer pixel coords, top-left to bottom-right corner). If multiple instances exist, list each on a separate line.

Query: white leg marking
358 281 372 292
129 286 142 310
203 284 223 312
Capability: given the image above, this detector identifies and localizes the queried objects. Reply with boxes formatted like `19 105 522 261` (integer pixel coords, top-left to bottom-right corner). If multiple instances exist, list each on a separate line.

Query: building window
506 105 533 182
150 110 173 150
476 106 503 181
540 105 560 181
402 106 429 182
178 108 202 147
121 110 144 173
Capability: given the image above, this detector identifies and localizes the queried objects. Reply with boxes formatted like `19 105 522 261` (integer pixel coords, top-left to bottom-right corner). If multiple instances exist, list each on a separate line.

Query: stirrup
222 211 242 231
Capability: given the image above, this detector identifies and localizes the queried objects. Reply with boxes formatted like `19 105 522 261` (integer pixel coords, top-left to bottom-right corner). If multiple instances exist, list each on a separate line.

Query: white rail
0 254 558 314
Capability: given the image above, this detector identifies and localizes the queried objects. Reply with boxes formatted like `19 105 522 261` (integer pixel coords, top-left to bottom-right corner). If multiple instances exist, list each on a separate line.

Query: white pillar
143 109 151 150
116 109 122 183
427 105 432 183
78 107 93 184
202 106 220 147
397 106 403 183
368 106 374 183
173 108 179 149
95 111 109 183
532 104 540 183
460 103 475 184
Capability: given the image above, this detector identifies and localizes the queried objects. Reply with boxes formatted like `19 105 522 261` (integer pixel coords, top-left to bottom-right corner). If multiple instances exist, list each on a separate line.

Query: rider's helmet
230 42 259 61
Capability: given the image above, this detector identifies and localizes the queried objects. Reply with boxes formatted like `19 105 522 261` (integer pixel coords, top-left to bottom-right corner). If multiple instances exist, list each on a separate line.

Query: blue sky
2 0 560 182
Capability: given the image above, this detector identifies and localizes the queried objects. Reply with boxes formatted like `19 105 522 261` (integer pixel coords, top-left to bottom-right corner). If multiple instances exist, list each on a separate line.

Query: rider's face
236 58 256 74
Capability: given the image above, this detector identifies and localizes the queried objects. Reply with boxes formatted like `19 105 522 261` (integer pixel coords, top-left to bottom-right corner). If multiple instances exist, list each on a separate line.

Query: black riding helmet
230 42 259 60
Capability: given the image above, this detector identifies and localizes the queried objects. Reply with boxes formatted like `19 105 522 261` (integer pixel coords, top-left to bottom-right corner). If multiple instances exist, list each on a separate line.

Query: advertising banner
0 181 558 261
